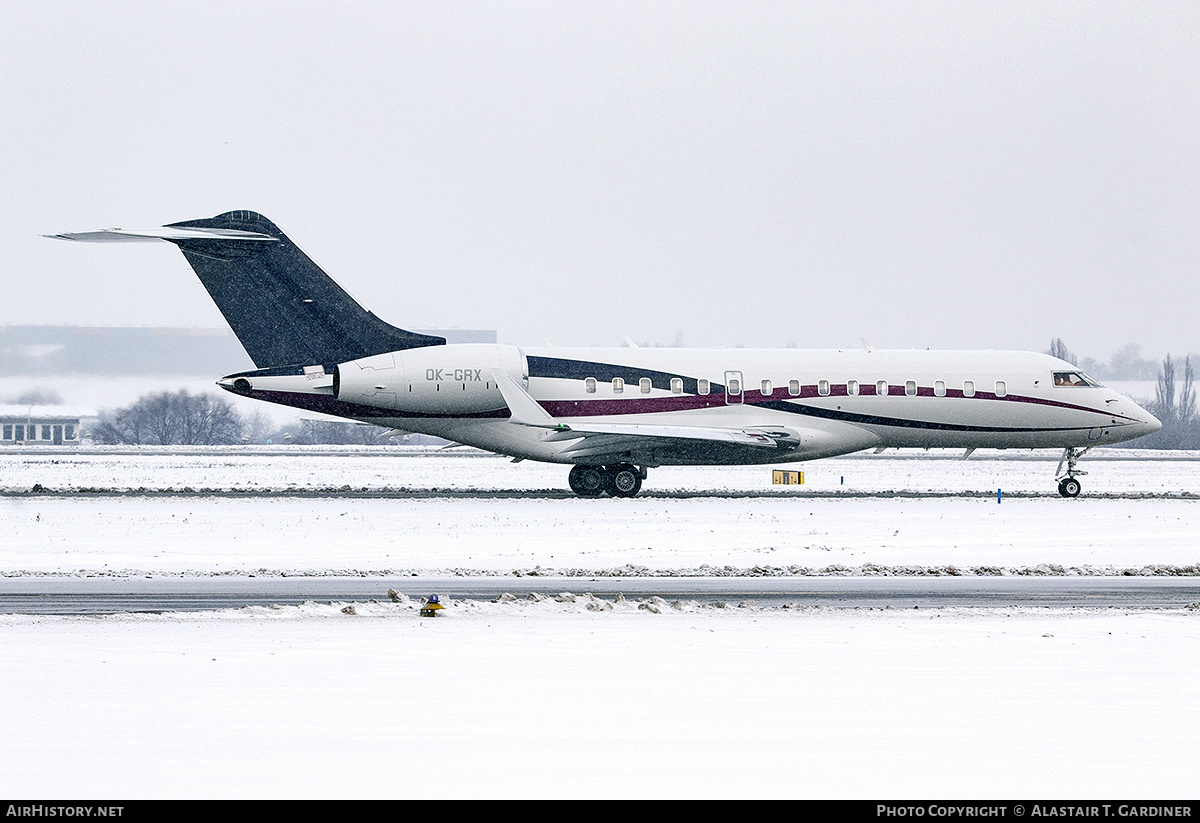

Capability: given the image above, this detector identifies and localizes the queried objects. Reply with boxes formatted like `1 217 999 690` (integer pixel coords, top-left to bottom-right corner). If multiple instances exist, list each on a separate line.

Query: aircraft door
724 370 744 404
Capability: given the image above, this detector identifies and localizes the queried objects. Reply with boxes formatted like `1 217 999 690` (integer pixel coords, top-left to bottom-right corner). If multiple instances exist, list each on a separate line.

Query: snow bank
2 600 1197 798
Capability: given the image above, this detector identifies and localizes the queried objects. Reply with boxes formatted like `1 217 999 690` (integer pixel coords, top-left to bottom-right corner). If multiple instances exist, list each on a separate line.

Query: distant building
0 406 89 446
1 326 253 376
0 325 498 376
417 329 498 345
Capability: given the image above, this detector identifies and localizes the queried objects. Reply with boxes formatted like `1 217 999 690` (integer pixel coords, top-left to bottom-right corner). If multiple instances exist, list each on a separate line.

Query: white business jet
51 211 1161 497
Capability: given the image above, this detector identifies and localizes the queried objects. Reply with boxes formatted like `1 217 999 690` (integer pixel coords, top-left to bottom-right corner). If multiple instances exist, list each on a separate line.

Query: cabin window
1052 371 1100 388
876 380 888 397
670 378 683 394
2 425 10 440
639 377 652 394
42 426 51 440
995 380 1007 397
905 380 917 397
934 380 946 397
65 425 75 440
584 377 597 394
788 379 800 396
612 377 624 394
847 380 859 396
727 377 741 395
760 379 772 396
13 425 24 440
963 380 975 397
818 380 830 396
697 378 710 395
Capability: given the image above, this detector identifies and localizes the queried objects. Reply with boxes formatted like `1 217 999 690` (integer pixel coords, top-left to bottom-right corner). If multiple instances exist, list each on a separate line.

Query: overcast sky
2 2 1196 360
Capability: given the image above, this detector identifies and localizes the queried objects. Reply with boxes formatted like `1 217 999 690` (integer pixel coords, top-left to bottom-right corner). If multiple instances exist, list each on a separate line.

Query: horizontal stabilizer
46 227 278 243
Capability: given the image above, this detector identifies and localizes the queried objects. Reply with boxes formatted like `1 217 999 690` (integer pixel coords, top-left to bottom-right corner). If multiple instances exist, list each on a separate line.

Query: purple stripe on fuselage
538 384 1135 427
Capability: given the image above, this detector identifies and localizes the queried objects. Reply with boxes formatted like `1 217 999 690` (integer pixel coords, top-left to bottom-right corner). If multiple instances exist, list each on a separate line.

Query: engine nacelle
334 343 528 415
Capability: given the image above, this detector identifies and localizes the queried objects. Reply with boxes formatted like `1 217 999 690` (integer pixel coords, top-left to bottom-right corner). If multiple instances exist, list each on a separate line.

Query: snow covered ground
4 444 1200 497
3 447 1198 576
1 447 1198 798
4 604 1198 798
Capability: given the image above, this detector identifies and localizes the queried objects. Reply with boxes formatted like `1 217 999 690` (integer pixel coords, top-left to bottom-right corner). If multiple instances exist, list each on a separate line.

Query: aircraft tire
1058 477 1082 498
608 464 643 498
569 465 607 497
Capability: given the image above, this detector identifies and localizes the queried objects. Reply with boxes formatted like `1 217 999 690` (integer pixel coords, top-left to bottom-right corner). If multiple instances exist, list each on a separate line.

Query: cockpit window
1052 371 1102 388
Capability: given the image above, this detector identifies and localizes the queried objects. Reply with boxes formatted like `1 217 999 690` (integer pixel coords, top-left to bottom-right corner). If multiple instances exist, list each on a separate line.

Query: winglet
491 370 557 426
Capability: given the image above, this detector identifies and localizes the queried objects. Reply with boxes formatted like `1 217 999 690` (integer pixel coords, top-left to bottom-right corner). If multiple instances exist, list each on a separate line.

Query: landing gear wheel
1055 446 1090 499
568 465 606 497
608 463 642 498
1058 477 1081 498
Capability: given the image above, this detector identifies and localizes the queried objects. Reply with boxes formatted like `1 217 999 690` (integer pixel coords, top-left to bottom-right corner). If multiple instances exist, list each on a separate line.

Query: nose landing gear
1057 475 1082 498
568 463 646 498
1055 446 1092 498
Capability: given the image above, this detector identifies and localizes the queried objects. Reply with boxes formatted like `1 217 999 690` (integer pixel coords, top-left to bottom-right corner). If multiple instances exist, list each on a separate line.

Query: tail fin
149 210 443 368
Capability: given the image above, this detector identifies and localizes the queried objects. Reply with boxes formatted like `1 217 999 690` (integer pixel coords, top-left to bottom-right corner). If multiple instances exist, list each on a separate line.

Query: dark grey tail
163 210 444 368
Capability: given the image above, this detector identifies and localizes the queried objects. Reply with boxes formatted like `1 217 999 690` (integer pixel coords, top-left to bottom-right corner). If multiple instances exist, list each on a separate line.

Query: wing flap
549 424 803 464
546 421 782 447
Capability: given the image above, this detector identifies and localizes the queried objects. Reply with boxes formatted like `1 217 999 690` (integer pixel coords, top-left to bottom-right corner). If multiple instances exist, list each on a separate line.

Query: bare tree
1047 338 1077 365
1138 354 1200 450
92 390 245 445
182 392 244 444
1180 356 1196 428
1108 343 1158 380
243 411 275 444
292 419 392 445
1155 354 1177 429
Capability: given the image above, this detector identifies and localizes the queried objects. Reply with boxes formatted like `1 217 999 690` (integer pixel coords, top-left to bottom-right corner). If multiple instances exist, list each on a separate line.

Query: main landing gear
1055 446 1092 498
568 463 646 498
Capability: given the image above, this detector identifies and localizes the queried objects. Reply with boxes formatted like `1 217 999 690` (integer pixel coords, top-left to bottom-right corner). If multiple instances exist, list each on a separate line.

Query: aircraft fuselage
219 343 1160 467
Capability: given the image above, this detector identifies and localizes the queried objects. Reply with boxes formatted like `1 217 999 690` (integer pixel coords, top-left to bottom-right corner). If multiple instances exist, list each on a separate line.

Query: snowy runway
3 493 1199 576
1 447 1198 797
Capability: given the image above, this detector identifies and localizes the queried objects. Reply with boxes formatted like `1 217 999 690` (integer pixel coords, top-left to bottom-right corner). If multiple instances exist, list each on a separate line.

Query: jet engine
334 343 528 415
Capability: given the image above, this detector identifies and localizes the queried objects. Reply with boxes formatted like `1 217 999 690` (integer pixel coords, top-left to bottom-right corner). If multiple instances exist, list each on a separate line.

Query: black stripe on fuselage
241 389 510 420
527 355 701 393
756 399 1085 433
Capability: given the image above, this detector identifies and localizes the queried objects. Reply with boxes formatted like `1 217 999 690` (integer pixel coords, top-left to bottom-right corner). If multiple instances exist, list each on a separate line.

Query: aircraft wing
490 368 802 461
540 421 801 461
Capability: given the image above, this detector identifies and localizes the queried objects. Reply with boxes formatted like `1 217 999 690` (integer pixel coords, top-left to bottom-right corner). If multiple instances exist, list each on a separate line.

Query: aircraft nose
1127 398 1162 435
